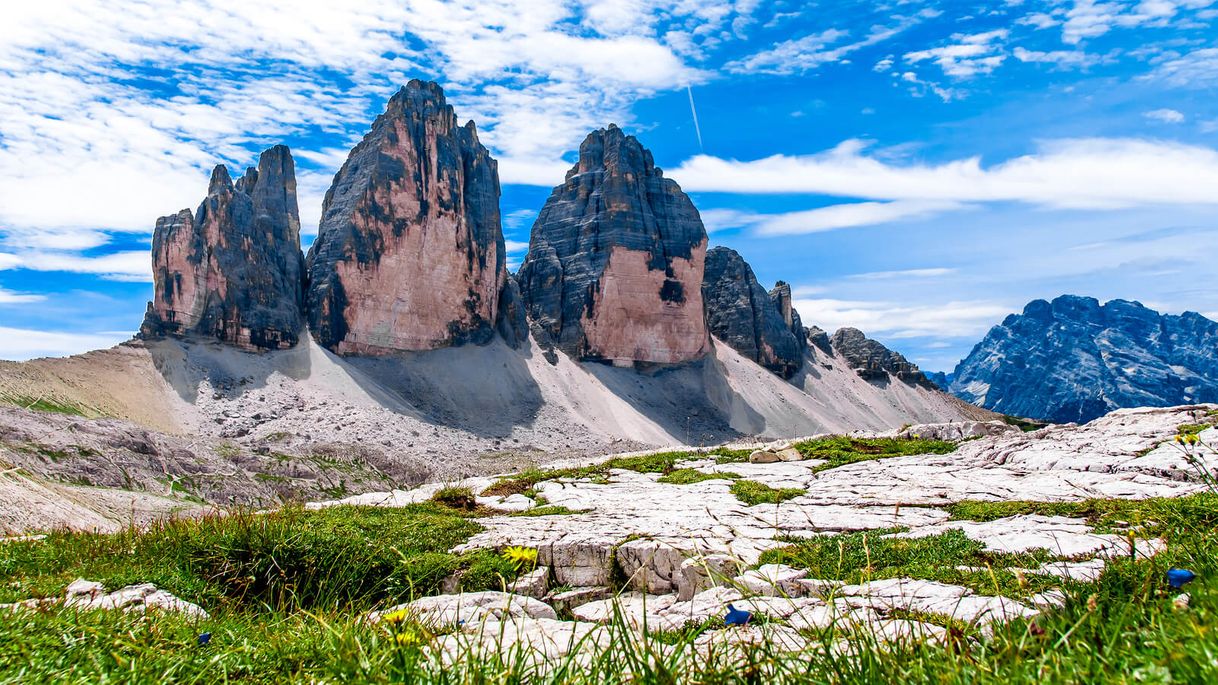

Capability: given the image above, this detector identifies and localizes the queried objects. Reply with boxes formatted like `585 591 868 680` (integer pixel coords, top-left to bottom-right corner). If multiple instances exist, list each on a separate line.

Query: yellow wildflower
502 545 539 567
381 608 411 626
394 625 431 647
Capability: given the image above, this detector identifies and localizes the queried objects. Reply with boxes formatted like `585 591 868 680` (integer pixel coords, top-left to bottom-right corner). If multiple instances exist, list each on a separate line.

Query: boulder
141 145 305 350
306 80 511 354
517 125 710 365
748 450 780 464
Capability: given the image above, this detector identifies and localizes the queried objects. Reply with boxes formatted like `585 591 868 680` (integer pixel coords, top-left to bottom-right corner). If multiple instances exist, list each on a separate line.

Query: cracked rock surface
332 405 1214 659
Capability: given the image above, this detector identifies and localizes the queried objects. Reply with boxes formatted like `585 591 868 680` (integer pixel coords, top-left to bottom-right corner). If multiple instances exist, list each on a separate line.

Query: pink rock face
518 125 712 365
307 80 507 355
148 209 207 332
581 243 710 364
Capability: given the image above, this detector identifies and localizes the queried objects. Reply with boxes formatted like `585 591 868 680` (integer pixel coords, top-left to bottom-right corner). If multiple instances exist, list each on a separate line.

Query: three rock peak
140 80 927 387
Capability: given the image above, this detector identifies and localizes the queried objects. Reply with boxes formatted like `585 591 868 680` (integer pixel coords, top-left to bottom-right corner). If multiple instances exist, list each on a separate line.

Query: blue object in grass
724 604 751 626
1167 569 1196 589
197 632 211 646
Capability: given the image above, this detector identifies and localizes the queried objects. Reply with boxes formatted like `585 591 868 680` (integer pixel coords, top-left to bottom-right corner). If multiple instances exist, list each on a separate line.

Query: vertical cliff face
702 247 804 378
305 80 507 355
140 145 305 350
517 125 710 365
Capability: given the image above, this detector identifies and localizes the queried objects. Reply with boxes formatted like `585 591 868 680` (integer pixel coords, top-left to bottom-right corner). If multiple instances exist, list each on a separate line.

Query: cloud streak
675 137 1218 209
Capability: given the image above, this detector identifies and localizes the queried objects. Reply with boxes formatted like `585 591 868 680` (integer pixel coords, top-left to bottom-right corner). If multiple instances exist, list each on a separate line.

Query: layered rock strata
305 80 508 354
702 247 804 377
950 295 1218 422
140 145 305 350
830 327 934 387
517 125 710 365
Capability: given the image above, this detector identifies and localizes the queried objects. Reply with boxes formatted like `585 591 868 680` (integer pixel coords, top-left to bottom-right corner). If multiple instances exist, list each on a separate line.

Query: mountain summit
950 295 1218 423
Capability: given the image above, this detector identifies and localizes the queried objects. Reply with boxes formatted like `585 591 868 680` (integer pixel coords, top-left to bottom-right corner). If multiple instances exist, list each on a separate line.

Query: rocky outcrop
805 325 832 355
830 327 934 387
517 125 710 365
769 281 807 359
140 145 305 350
949 295 1218 423
702 247 803 378
305 80 509 355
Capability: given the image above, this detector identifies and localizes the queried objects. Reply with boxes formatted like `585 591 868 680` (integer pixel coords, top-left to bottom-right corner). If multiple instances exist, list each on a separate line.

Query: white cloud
751 201 964 235
1012 46 1099 69
1145 108 1186 123
1152 47 1218 87
698 208 766 233
1019 12 1062 29
504 240 531 253
726 13 928 76
502 209 539 231
0 251 150 280
0 327 132 361
790 298 1013 339
904 29 1008 78
671 137 1218 209
1059 0 1208 44
848 267 957 280
0 287 45 304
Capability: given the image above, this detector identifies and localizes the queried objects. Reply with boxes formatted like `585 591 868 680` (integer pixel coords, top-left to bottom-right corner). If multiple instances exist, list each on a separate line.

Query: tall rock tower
517 125 710 365
140 145 305 350
702 247 804 378
306 80 509 354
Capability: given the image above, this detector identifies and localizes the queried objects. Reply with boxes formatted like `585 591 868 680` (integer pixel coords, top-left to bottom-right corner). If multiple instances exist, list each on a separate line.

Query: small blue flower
724 604 751 626
1167 569 1196 589
197 632 212 646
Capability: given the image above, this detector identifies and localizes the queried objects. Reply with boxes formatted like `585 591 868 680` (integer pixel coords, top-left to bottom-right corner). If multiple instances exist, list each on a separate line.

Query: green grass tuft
657 468 741 485
759 528 1061 598
730 479 805 505
508 505 588 517
789 436 957 473
0 504 506 611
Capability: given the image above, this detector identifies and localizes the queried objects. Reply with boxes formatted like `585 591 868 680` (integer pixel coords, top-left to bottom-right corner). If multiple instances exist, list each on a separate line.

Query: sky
1 0 1217 370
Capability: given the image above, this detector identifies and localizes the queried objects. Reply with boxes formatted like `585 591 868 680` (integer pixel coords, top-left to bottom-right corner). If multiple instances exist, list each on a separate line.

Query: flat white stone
370 591 557 628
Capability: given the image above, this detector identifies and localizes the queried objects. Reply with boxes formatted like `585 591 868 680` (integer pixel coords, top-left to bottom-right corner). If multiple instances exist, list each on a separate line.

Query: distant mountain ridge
948 295 1218 423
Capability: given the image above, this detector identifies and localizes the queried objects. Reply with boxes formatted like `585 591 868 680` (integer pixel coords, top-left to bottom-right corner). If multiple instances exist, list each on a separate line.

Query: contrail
686 85 704 152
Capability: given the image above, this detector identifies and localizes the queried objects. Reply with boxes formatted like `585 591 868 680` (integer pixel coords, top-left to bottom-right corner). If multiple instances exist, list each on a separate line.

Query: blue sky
1 1 1217 370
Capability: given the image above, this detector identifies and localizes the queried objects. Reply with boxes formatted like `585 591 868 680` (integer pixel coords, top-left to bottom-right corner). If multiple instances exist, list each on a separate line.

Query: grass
481 451 697 496
788 436 958 473
730 479 805 505
508 505 587 517
0 394 93 417
1 493 1217 682
0 504 514 611
430 485 478 512
481 438 953 496
759 528 1062 599
657 468 741 485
